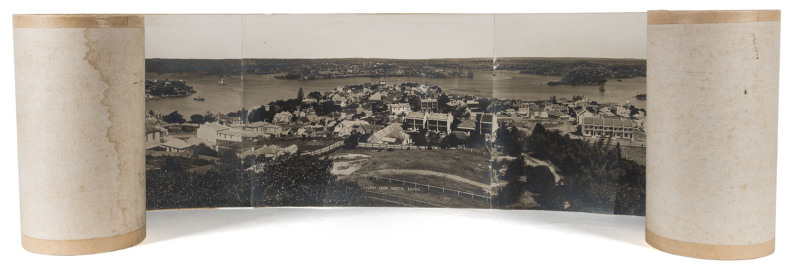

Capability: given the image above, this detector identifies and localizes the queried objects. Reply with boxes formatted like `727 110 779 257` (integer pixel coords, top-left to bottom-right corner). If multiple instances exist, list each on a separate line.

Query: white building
367 123 410 145
369 92 383 101
162 138 192 152
333 120 370 137
575 106 594 125
581 117 634 139
421 98 438 112
426 113 453 134
218 128 244 142
404 112 427 131
273 111 293 123
197 122 230 146
389 103 411 116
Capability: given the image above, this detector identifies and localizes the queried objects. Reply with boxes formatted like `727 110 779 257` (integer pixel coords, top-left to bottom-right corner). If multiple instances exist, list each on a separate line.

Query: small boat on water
218 77 226 86
635 93 647 100
599 84 606 94
193 97 205 101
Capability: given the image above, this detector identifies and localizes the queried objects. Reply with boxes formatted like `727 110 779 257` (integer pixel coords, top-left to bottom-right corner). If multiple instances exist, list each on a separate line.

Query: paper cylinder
646 10 780 260
14 14 146 255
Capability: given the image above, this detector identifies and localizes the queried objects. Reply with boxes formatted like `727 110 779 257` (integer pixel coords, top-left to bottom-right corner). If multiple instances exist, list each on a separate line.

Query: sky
494 13 646 59
145 15 242 59
145 13 645 59
241 14 494 59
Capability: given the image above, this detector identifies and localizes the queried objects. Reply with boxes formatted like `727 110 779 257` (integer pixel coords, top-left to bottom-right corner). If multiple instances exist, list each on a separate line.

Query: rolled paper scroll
646 10 780 260
14 15 146 255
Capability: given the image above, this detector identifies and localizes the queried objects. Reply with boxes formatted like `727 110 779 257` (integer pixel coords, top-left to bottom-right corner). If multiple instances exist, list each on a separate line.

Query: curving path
523 155 565 184
368 169 491 190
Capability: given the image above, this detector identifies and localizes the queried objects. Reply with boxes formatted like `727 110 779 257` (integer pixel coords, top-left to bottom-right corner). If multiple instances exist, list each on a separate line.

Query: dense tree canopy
190 114 205 124
253 154 366 206
162 111 186 124
496 122 645 215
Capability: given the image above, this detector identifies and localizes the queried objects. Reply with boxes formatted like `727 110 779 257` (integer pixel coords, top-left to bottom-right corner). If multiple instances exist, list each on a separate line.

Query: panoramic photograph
143 13 646 215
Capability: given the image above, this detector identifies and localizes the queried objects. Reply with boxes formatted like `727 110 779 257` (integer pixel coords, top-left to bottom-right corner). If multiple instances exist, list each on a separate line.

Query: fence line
356 142 490 156
357 142 429 150
302 141 344 156
364 191 447 208
146 150 192 158
368 176 491 202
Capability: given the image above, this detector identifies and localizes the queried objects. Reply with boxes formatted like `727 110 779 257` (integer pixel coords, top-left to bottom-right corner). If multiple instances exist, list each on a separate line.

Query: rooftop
457 119 477 130
582 117 634 127
162 138 191 150
428 113 450 121
201 122 231 132
406 112 426 120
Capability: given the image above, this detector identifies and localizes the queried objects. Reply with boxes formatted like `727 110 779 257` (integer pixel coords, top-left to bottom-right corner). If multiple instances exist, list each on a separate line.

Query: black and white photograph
143 13 645 214
491 13 646 214
2 0 795 265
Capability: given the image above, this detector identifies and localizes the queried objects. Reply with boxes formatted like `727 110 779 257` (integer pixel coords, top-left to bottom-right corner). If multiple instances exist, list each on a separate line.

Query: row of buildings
495 96 643 140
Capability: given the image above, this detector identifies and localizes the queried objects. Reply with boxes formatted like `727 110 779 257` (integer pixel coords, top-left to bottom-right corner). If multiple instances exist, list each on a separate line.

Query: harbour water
145 70 645 116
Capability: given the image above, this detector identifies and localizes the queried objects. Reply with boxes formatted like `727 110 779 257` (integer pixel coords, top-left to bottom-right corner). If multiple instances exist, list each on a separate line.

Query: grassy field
332 148 493 208
338 148 491 184
354 176 492 208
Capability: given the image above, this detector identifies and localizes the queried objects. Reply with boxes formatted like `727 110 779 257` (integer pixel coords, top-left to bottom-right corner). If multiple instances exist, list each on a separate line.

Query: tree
495 125 522 156
240 108 249 124
163 111 186 124
450 105 469 119
344 132 361 149
408 95 422 111
497 157 525 206
313 101 341 116
437 94 450 113
441 133 464 149
538 185 568 210
190 114 205 124
192 143 219 158
161 157 183 172
521 123 646 215
297 87 304 101
254 154 360 206
524 166 556 194
450 117 462 133
466 131 485 148
409 132 427 146
203 112 216 123
308 91 322 101
248 105 269 123
532 123 547 135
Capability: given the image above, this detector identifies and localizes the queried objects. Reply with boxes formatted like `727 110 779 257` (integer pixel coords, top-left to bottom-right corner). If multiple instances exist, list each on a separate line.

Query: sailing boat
218 76 226 86
599 84 606 94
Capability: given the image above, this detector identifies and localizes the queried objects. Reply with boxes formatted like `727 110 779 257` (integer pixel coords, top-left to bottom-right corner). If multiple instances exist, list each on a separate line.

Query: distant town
144 58 646 215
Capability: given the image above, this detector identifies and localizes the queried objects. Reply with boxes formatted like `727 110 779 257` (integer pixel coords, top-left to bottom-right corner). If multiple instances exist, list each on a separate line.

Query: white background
1 0 796 266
